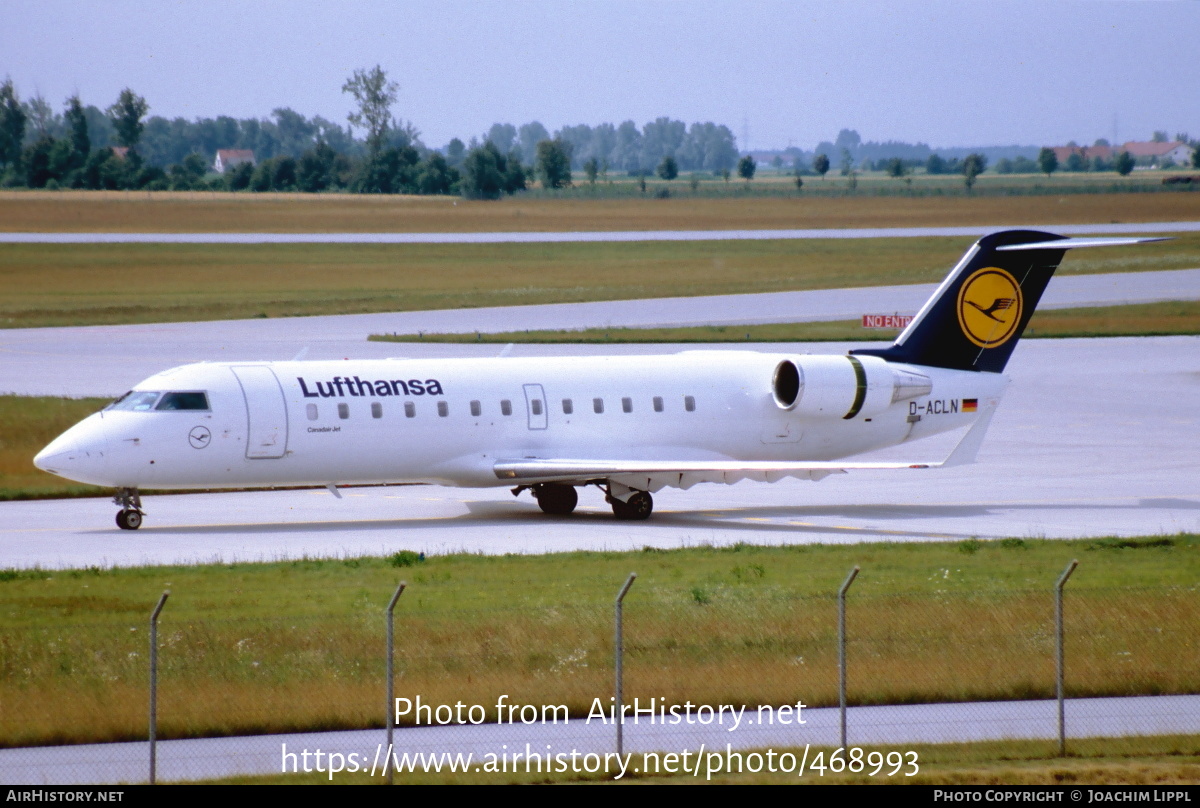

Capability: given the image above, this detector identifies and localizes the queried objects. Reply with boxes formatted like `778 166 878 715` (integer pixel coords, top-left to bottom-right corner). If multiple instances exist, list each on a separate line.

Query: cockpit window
156 392 210 411
109 391 161 411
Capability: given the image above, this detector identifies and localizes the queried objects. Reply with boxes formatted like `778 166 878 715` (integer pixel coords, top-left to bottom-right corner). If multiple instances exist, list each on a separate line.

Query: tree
106 88 149 149
813 153 830 179
885 157 905 178
445 138 465 168
962 153 986 190
342 65 397 155
64 96 90 170
0 79 28 170
460 141 521 200
1037 147 1058 177
1114 151 1134 176
1193 147 1200 170
839 148 853 176
1064 153 1085 172
486 123 517 154
583 157 599 184
416 153 458 195
656 155 678 181
925 154 946 175
536 138 572 189
1151 131 1168 143
737 154 756 181
24 93 56 138
518 121 550 165
226 159 255 191
169 152 210 190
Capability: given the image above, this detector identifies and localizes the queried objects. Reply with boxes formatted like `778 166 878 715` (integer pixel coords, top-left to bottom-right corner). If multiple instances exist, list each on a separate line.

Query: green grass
212 735 1200 784
3 233 1197 329
370 300 1200 344
3 536 1196 747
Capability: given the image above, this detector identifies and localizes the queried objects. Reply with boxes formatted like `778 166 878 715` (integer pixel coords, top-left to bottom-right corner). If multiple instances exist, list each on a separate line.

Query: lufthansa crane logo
188 426 211 449
956 267 1023 348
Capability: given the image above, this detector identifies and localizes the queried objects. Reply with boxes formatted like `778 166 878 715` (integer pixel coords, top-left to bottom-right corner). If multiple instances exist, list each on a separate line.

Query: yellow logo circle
956 267 1023 348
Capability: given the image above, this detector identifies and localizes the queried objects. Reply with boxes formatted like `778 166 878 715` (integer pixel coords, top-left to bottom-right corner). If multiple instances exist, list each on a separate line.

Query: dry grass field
1 189 1199 233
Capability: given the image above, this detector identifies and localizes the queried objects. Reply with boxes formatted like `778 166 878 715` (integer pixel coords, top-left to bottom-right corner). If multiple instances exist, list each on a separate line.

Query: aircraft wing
495 410 996 491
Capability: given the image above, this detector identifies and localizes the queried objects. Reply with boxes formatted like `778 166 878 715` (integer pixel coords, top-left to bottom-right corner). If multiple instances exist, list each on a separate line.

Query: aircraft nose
34 416 112 485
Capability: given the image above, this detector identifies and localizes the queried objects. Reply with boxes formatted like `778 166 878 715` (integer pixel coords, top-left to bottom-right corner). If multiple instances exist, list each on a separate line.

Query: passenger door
231 366 289 459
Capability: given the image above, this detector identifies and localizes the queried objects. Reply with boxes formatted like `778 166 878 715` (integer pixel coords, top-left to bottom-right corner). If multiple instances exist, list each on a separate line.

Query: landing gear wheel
611 491 653 521
534 484 578 515
116 509 143 530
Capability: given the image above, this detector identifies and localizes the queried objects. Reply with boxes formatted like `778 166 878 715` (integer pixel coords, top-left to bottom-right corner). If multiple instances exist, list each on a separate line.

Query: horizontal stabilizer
996 236 1171 251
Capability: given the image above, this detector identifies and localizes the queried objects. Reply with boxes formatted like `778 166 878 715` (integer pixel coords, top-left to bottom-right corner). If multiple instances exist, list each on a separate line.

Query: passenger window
622 397 632 413
404 402 416 418
437 401 449 417
470 400 482 417
684 395 696 412
653 396 664 412
306 403 318 421
501 399 513 416
155 392 210 411
338 403 349 419
562 398 573 415
531 399 543 416
593 398 604 414
371 402 383 419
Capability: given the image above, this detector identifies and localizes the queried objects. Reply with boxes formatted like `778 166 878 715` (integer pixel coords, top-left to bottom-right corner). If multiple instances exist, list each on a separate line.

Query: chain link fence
2 563 1197 783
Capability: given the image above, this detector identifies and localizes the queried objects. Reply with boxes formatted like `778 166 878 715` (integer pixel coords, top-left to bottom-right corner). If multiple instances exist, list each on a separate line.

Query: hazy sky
4 1 1198 151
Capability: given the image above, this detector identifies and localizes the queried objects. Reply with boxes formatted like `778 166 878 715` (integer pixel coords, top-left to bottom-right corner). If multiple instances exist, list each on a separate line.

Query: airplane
33 229 1164 530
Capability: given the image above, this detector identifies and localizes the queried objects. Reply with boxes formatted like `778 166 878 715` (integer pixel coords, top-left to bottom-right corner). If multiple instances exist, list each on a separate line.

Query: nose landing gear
113 488 144 530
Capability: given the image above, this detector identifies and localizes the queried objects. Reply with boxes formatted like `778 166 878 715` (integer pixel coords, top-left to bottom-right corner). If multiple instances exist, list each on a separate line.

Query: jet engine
771 355 931 420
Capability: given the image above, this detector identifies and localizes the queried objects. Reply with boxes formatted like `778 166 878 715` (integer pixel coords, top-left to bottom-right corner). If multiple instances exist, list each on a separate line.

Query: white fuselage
34 351 1006 492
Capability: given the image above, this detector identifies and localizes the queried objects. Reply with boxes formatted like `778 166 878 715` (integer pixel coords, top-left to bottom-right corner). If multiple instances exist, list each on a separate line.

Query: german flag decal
962 398 978 412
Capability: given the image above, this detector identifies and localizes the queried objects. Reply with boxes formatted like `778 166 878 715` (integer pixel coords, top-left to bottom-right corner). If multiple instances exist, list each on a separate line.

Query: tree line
0 69 739 198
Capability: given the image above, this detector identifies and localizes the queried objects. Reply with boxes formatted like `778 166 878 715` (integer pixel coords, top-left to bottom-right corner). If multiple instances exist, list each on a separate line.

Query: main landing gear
114 487 144 530
532 483 578 515
513 481 654 520
607 488 653 521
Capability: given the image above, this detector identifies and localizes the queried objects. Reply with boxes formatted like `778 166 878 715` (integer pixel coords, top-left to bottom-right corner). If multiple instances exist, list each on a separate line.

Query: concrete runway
3 695 1196 784
4 220 1200 243
2 268 1198 398
3 336 1197 569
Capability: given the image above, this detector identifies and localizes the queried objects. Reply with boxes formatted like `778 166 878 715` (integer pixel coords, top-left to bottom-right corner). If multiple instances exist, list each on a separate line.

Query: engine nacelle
771 355 932 419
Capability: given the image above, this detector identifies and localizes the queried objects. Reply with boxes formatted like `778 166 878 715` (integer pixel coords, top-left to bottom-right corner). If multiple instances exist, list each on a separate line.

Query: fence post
615 573 637 757
385 582 407 785
838 566 860 750
1056 560 1078 757
149 591 169 785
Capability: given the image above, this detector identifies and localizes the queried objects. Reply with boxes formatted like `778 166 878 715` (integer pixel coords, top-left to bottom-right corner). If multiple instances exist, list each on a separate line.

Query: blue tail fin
851 229 1163 373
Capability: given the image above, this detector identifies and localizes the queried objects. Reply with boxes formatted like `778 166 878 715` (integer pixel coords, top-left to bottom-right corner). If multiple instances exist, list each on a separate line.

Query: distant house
1050 144 1113 164
213 149 256 173
1120 141 1194 166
